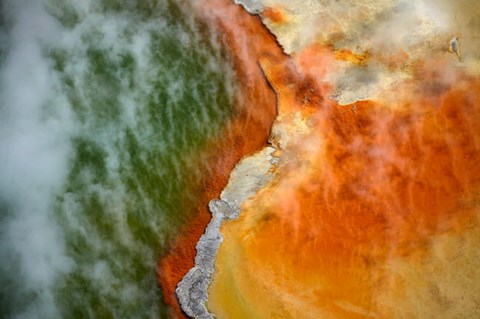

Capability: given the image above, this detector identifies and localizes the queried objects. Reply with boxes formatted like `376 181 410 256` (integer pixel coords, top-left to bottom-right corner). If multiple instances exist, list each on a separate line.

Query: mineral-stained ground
156 1 284 318
163 0 480 318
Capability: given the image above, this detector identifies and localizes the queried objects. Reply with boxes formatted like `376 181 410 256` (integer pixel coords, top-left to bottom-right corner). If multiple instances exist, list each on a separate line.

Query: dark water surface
0 0 234 317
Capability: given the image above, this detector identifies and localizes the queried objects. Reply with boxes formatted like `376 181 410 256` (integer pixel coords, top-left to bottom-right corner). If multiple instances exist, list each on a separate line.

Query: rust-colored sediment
262 6 288 24
208 42 480 318
156 1 285 317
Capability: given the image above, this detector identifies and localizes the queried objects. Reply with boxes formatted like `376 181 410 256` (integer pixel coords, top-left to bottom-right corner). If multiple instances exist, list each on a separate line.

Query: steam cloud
0 1 74 317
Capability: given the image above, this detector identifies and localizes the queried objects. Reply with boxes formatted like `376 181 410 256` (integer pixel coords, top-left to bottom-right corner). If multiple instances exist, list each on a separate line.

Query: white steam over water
0 1 74 317
0 0 234 318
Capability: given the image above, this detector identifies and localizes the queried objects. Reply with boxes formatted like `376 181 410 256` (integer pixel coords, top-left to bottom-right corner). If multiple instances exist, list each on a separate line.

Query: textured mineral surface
176 147 278 318
156 0 285 317
203 0 480 318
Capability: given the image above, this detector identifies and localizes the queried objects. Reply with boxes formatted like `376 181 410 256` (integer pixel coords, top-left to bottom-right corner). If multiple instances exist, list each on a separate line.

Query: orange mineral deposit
262 6 288 25
208 43 480 318
156 0 285 317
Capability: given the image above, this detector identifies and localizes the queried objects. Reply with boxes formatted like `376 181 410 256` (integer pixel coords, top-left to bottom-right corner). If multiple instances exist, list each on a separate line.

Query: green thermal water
0 0 235 318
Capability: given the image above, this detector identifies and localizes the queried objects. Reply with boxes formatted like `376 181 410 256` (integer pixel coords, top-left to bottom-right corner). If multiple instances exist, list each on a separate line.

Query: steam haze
0 0 236 317
0 1 74 317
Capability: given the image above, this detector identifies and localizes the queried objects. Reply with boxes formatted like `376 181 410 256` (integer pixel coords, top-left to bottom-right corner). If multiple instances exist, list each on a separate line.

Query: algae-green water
0 0 234 317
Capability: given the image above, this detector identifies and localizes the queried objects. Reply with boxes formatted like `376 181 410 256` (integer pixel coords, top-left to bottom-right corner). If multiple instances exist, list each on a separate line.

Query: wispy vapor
0 0 74 317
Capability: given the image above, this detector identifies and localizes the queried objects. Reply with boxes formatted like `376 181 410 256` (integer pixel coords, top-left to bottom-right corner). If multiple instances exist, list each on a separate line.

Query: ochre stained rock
156 1 285 318
167 1 480 318
262 6 288 24
207 40 480 318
